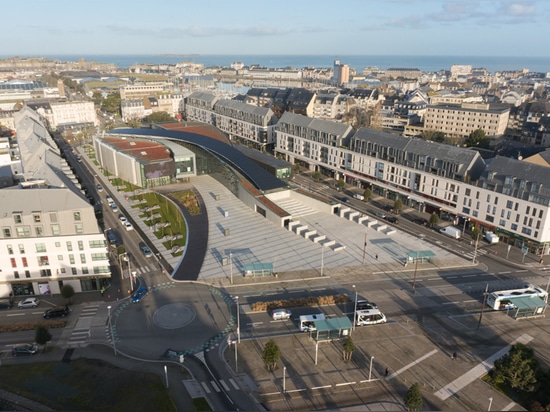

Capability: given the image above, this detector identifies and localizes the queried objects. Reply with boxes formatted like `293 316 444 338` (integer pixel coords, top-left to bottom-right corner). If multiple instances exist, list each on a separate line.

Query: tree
35 325 52 352
464 128 490 149
61 284 75 304
146 111 173 123
393 199 403 215
421 130 445 143
337 178 345 192
363 188 372 202
493 343 538 392
404 382 423 411
312 171 322 182
342 336 355 361
293 163 301 174
262 339 281 372
92 91 104 107
101 92 122 114
429 212 439 229
471 227 483 243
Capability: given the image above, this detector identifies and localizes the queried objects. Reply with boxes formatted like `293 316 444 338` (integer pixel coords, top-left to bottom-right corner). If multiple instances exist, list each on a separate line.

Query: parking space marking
386 349 438 381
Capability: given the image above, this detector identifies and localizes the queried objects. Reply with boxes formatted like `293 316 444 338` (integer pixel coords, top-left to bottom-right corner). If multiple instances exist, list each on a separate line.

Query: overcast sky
3 0 548 57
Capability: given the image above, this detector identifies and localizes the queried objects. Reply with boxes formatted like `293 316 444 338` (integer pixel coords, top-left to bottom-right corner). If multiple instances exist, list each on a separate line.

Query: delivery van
353 194 365 201
439 226 461 239
485 231 499 244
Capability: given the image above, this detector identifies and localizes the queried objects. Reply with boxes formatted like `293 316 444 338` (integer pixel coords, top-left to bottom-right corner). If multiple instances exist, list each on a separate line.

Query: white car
124 221 133 231
18 297 39 309
118 214 127 223
111 203 119 212
271 308 292 320
96 184 103 192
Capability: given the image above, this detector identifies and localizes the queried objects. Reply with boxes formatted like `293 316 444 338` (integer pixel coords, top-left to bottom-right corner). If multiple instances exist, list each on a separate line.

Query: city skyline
4 0 549 58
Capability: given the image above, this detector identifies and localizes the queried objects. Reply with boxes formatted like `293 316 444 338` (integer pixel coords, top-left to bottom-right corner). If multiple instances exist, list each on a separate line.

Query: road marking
335 382 356 386
71 331 90 336
442 302 459 305
463 275 476 278
200 382 211 394
434 334 533 401
387 349 438 380
464 300 478 303
286 389 307 393
210 381 220 392
515 269 528 273
447 276 457 279
229 378 240 390
220 380 230 391
499 271 511 274
503 401 518 411
7 313 25 317
311 385 332 390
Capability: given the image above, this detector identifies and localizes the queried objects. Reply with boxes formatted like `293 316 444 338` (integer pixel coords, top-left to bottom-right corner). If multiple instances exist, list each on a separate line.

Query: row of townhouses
0 107 110 299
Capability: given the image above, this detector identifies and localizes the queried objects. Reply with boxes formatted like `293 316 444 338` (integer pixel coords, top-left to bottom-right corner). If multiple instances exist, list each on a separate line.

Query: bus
486 284 548 310
299 313 325 332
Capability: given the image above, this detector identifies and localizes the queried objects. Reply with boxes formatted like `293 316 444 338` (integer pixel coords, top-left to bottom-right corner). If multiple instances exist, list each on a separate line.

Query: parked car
18 297 38 309
0 299 13 309
111 203 119 212
356 299 378 310
385 216 399 224
123 221 133 231
340 196 350 203
12 343 38 357
412 218 428 226
118 214 127 223
96 184 103 192
106 196 114 205
139 243 153 258
375 212 386 219
271 308 292 320
107 230 118 248
131 286 148 303
43 305 70 319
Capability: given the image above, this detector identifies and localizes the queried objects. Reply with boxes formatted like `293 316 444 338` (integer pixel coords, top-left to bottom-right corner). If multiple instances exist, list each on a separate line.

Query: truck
439 226 461 239
485 231 499 244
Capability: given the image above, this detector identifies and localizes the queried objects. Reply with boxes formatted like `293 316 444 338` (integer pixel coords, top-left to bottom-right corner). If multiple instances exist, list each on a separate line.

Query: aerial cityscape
1 1 550 411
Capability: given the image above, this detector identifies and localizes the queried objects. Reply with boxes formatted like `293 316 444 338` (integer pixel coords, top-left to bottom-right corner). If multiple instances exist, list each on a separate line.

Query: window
465 188 471 196
50 212 58 223
10 258 16 268
18 244 25 254
532 208 537 217
75 224 83 234
7 245 13 254
82 267 89 275
89 240 105 248
73 211 81 221
506 200 513 209
35 227 44 236
78 241 84 251
22 257 28 267
3 228 11 237
67 241 73 252
38 256 49 266
51 225 60 236
35 243 46 253
486 215 494 223
14 271 19 279
473 210 478 217
25 270 30 278
55 242 61 247
511 223 518 230
69 255 75 264
33 213 41 223
13 214 22 224
522 227 532 235
72 267 78 275
499 219 506 227
16 226 31 237
58 255 63 261
80 254 86 264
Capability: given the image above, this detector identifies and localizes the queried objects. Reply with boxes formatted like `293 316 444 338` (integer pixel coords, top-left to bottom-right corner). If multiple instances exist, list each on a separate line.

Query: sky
3 0 549 57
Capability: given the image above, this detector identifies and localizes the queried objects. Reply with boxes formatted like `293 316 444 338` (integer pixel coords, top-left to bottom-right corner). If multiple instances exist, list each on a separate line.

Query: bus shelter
504 296 548 320
307 317 353 365
406 250 436 264
242 262 274 277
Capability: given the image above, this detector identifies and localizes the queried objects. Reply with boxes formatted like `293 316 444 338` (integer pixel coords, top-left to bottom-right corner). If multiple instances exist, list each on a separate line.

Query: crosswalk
130 263 159 276
67 304 99 346
462 248 488 261
199 378 240 394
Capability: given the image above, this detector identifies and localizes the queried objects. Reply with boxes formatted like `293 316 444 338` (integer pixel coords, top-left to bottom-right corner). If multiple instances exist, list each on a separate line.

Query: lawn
0 358 176 411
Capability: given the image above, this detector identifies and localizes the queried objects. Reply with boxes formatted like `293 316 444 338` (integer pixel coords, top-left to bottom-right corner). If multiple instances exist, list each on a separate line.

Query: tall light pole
236 296 240 343
369 356 374 381
362 231 367 264
230 252 233 284
107 305 116 355
320 245 325 277
352 285 358 331
127 253 133 291
283 366 286 394
473 236 479 264
412 252 419 294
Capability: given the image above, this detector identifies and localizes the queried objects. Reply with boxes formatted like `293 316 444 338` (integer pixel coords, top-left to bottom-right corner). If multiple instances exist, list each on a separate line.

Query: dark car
43 305 69 319
385 216 399 224
131 286 148 303
356 300 378 310
139 243 153 258
412 218 428 226
0 299 13 309
12 343 38 356
340 196 350 203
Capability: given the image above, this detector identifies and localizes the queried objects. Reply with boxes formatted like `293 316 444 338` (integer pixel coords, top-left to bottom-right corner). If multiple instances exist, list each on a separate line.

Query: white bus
355 309 387 326
486 284 548 310
299 313 325 332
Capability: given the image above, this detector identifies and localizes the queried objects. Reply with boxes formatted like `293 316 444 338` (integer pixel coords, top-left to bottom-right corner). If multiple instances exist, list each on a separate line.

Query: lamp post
488 397 493 411
352 285 358 331
412 252 419 294
127 253 133 291
107 305 116 355
320 245 325 277
369 355 374 381
362 231 367 264
164 365 169 389
283 366 286 394
236 296 240 344
230 252 233 284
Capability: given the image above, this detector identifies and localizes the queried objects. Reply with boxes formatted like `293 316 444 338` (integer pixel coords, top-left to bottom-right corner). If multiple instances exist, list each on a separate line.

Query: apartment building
333 60 350 85
120 83 171 100
275 112 550 253
25 99 98 130
312 94 354 120
213 99 278 149
121 99 145 122
0 107 110 298
185 91 218 124
423 102 510 139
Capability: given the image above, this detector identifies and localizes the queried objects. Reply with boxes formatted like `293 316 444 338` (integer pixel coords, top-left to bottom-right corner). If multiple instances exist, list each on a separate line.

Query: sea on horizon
2 54 550 74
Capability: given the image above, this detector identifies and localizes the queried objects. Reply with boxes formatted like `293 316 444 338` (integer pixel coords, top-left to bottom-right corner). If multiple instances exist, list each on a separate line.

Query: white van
439 226 461 239
485 231 499 244
353 194 365 201
355 309 386 326
106 196 114 205
299 313 325 332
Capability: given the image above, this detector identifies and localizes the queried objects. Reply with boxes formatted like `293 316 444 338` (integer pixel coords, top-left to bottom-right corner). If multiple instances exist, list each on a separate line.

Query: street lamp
229 252 233 284
236 296 240 344
352 285 357 331
369 355 374 381
107 305 116 355
320 245 325 277
283 366 286 394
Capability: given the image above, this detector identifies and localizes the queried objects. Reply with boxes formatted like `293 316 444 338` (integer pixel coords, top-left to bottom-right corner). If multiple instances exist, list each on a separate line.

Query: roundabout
110 281 236 360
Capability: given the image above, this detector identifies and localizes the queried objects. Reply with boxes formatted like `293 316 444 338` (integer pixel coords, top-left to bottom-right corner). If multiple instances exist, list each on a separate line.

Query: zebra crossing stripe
220 380 230 391
229 378 239 390
200 382 211 394
210 381 220 392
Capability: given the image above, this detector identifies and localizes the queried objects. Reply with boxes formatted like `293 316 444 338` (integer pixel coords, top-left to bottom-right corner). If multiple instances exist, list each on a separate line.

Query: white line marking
286 389 307 393
463 275 476 278
335 382 356 386
220 380 230 391
434 334 533 401
311 385 332 390
229 378 239 390
499 271 511 274
210 381 220 392
387 349 438 380
502 401 518 411
7 313 25 317
201 382 211 394
515 270 528 273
